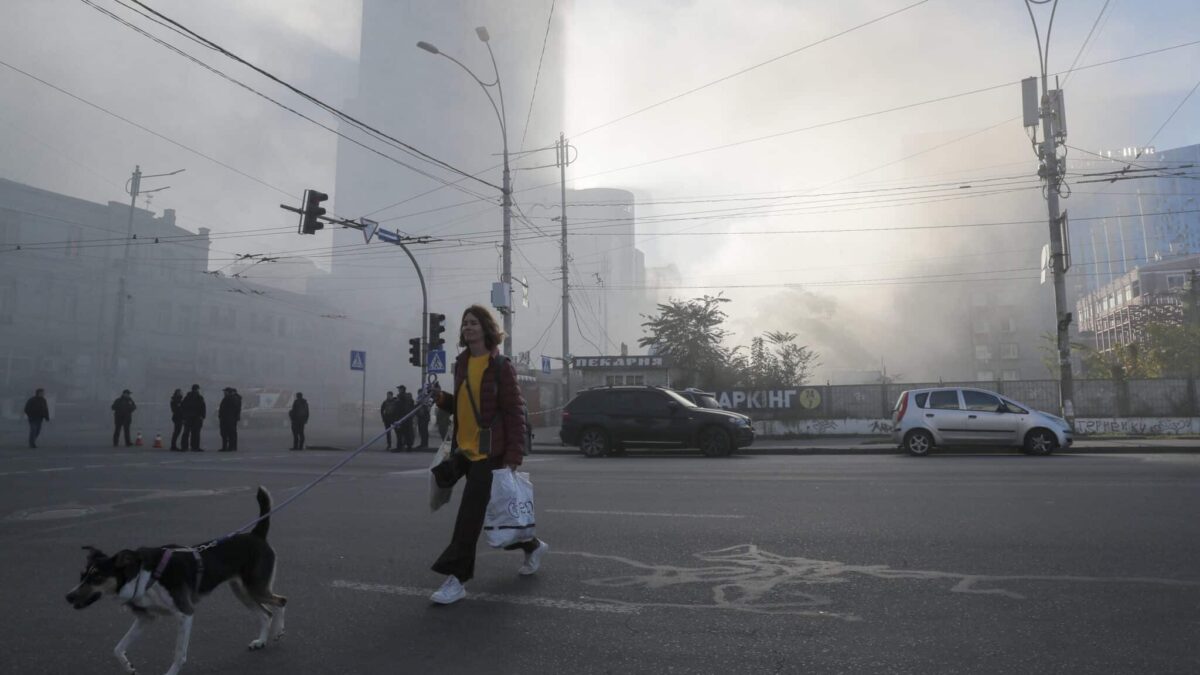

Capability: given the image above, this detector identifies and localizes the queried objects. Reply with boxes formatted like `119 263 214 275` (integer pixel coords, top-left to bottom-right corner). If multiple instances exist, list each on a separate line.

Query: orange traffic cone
153 434 163 449
135 431 144 446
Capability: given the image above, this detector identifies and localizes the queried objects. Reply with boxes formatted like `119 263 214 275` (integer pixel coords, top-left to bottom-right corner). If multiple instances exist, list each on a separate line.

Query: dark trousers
28 418 42 448
432 455 539 583
183 418 202 450
384 421 396 449
401 421 415 449
418 417 429 448
170 420 184 449
291 422 305 449
219 419 238 450
112 416 132 446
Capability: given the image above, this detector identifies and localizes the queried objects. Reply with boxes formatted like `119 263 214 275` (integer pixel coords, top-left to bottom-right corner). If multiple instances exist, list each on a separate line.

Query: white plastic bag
484 469 536 548
427 437 454 513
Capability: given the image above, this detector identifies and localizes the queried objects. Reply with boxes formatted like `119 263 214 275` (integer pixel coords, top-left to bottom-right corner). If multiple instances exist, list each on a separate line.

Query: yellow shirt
455 354 491 461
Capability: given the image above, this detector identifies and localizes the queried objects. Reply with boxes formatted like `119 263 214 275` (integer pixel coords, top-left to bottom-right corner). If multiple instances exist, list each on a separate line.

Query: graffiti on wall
1072 418 1199 436
757 417 1199 437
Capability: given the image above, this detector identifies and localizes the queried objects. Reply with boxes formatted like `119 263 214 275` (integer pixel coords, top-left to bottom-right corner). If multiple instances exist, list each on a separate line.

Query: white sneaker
518 540 549 576
430 575 466 604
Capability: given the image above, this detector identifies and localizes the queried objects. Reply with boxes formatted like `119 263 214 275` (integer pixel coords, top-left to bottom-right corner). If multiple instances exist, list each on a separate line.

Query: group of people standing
168 384 243 452
380 385 433 451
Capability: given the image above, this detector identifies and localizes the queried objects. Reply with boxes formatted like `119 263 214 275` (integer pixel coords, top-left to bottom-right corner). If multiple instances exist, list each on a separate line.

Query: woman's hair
460 304 505 350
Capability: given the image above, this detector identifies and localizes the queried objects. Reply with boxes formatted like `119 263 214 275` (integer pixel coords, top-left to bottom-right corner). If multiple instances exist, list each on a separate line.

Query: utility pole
110 166 141 376
1040 79 1075 422
502 143 513 356
557 133 571 401
110 166 182 378
1023 1 1075 423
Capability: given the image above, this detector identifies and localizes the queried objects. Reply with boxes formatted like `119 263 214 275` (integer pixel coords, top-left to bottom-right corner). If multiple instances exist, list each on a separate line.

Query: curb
530 445 1200 456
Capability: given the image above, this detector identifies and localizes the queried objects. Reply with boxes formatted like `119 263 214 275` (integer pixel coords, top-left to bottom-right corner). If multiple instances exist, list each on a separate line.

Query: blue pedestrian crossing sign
350 350 366 371
541 356 552 374
427 349 447 374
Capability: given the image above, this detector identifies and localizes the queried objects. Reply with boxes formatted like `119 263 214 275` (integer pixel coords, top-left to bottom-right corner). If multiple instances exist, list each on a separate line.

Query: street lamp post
417 28 514 356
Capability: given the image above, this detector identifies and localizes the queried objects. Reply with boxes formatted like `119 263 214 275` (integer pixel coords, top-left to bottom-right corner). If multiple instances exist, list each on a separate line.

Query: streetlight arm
481 40 508 144
424 49 506 142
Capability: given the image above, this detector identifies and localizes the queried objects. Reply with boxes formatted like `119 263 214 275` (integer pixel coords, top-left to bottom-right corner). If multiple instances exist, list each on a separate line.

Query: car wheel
698 427 732 457
579 428 610 458
1024 428 1057 456
903 429 933 457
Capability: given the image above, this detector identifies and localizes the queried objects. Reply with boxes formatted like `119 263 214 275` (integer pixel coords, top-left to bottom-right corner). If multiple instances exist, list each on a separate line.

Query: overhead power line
517 38 1200 195
569 0 934 139
82 0 496 204
0 56 293 199
119 0 499 192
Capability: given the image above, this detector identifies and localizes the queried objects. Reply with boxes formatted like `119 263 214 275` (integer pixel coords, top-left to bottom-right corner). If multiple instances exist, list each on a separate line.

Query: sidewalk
530 427 1200 455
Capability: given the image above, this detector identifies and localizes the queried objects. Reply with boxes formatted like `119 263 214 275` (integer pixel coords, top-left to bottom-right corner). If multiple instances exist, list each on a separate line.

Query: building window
1000 343 1019 359
974 345 991 360
1167 274 1185 290
972 318 989 334
1001 370 1020 381
976 371 995 381
1001 317 1016 333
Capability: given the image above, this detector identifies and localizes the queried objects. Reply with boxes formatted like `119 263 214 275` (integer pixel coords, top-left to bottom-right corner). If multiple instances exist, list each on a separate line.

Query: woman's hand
504 462 520 471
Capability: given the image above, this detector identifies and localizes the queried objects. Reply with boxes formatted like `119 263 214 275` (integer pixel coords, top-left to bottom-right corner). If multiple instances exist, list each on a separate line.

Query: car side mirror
996 405 1007 414
667 401 679 414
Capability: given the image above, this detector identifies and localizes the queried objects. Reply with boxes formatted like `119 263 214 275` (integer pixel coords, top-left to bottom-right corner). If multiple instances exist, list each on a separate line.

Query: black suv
559 386 755 457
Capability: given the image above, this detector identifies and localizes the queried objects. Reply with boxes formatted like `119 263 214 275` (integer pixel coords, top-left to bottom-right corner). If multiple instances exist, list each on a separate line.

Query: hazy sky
2 0 1198 376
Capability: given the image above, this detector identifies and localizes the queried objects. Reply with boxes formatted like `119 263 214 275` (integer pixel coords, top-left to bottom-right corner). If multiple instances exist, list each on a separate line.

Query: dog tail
252 486 272 539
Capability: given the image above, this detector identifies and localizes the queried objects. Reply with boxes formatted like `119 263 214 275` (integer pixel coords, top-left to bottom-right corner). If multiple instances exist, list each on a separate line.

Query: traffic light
300 189 328 234
428 313 446 350
408 337 422 367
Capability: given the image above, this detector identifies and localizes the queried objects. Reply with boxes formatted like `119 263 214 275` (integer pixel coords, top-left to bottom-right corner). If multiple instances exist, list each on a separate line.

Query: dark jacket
380 397 398 424
170 393 183 423
111 396 137 419
24 395 50 422
181 391 206 419
218 394 241 422
435 348 527 466
289 398 309 424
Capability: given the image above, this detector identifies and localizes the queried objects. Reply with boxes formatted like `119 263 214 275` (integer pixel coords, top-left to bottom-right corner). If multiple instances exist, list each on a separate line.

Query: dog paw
248 639 266 651
272 630 286 642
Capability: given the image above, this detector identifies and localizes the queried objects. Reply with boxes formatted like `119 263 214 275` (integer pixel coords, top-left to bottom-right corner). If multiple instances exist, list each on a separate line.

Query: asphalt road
2 435 1199 674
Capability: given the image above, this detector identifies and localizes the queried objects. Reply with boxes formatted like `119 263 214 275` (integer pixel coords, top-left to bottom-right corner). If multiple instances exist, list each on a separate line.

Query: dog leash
192 376 441 553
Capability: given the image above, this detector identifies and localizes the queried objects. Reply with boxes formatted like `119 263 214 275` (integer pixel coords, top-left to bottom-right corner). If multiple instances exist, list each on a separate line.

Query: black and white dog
65 486 287 675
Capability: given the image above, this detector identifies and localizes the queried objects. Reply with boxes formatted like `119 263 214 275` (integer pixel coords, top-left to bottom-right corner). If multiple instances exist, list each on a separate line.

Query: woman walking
429 304 547 604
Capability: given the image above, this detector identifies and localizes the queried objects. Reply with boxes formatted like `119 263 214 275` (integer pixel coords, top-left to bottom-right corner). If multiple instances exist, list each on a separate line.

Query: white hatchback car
891 387 1073 456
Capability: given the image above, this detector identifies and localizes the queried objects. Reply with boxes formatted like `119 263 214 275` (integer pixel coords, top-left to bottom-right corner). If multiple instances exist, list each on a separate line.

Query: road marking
37 467 73 473
547 508 745 519
331 580 637 614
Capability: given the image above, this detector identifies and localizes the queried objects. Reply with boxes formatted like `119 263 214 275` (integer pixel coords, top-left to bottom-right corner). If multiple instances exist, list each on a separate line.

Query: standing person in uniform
24 388 50 449
217 387 241 452
169 389 184 451
428 304 547 605
380 391 399 451
289 392 309 450
416 397 431 450
110 389 137 447
397 385 415 451
180 384 206 452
